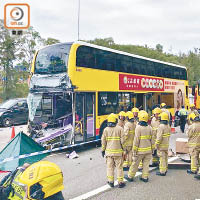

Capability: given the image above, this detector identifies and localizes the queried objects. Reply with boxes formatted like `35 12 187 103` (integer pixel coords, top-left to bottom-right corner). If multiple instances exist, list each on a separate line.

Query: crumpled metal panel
29 73 72 92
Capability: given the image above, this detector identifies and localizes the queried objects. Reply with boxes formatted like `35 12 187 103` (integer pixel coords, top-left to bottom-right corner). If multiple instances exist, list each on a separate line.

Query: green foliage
86 37 200 85
0 20 60 102
45 37 60 45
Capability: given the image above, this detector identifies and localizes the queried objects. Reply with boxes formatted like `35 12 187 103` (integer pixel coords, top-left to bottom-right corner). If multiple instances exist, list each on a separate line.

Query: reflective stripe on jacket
187 122 200 153
132 124 153 155
3 169 26 200
155 124 171 151
124 121 136 147
178 109 188 116
101 125 125 156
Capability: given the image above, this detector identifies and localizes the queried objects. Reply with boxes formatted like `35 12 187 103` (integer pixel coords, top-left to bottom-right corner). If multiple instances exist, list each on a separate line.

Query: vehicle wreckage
27 72 76 149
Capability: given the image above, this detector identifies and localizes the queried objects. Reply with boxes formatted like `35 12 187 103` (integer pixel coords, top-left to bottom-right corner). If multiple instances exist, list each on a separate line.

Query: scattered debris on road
66 151 79 159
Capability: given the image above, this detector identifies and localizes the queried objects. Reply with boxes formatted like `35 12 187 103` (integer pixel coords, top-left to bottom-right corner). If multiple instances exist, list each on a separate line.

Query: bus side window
116 54 122 72
95 49 106 70
121 56 132 73
76 46 95 68
147 61 155 76
180 68 187 80
132 58 139 74
166 65 172 78
174 67 180 79
104 51 116 71
155 63 161 77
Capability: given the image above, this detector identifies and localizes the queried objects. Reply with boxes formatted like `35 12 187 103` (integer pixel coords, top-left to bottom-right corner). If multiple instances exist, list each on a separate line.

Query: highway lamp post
78 0 80 40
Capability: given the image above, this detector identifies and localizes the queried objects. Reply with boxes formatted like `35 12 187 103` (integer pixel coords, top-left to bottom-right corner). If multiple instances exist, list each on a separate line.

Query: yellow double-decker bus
28 41 189 146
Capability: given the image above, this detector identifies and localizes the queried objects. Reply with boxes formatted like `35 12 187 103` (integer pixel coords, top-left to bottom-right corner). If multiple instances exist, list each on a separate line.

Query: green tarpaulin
0 132 49 171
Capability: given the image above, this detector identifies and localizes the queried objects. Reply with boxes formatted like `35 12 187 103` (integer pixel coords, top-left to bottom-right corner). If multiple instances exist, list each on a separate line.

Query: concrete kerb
69 156 179 200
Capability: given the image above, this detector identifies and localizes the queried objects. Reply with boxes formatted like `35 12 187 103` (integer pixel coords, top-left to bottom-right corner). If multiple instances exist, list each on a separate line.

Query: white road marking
70 156 179 200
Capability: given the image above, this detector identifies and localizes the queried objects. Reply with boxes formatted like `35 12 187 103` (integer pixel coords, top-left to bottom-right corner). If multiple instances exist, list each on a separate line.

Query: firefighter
125 111 153 182
178 105 188 133
123 111 136 170
160 103 172 126
137 110 148 170
155 112 171 176
187 113 200 176
188 104 199 125
101 113 126 188
131 107 139 122
117 111 126 128
0 161 64 200
150 107 161 167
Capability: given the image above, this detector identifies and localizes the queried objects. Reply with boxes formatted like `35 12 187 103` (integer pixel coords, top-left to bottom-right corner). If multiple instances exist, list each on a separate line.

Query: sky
1 0 200 54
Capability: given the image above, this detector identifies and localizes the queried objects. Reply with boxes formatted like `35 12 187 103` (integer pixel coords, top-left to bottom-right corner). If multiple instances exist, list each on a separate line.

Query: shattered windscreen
27 93 42 121
35 43 71 74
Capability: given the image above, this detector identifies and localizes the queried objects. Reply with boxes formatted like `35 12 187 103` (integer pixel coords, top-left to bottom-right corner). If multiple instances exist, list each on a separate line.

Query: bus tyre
2 117 12 127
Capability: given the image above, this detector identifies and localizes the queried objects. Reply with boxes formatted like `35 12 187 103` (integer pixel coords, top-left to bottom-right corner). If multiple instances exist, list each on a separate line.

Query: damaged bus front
28 43 75 148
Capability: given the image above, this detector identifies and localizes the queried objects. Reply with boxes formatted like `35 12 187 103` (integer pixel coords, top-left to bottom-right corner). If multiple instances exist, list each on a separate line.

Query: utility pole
78 0 80 40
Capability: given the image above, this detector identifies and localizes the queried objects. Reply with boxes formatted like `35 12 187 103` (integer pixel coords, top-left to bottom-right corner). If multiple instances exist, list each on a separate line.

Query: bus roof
74 41 186 69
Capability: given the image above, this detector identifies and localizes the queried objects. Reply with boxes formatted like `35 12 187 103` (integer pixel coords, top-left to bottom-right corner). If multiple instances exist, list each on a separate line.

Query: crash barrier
0 139 101 164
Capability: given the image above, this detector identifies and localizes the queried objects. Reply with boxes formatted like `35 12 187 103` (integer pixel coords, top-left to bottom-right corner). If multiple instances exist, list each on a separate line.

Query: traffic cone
10 126 15 140
171 127 175 133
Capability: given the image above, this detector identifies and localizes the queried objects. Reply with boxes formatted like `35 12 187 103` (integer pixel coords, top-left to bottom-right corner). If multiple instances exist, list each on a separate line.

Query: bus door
135 93 145 110
74 92 95 143
135 93 153 112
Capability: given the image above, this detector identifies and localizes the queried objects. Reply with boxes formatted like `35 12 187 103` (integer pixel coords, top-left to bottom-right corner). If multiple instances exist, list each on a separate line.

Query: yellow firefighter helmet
138 110 146 118
190 104 195 108
139 112 149 122
126 111 134 120
19 161 64 199
118 111 126 117
189 113 197 121
160 112 169 121
153 107 162 114
107 113 118 123
160 103 166 108
131 107 139 113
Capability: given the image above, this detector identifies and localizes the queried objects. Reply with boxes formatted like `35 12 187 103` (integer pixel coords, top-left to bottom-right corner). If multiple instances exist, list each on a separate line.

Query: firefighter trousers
152 149 159 165
123 146 132 167
128 153 152 179
190 149 200 172
106 156 124 183
158 150 168 173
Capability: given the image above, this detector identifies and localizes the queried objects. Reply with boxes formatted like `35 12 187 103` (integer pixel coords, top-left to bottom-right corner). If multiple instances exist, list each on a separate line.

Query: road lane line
70 156 179 200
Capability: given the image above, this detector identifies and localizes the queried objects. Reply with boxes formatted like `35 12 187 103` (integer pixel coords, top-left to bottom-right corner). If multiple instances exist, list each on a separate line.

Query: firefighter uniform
137 110 149 170
132 107 139 124
101 113 125 188
188 104 199 125
123 111 136 168
187 113 200 174
160 103 171 126
2 168 26 200
125 112 154 182
155 112 171 175
117 111 126 128
0 161 64 200
150 107 161 166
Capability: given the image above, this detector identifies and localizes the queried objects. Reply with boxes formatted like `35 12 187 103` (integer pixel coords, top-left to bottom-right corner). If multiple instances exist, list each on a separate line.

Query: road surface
0 124 197 200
